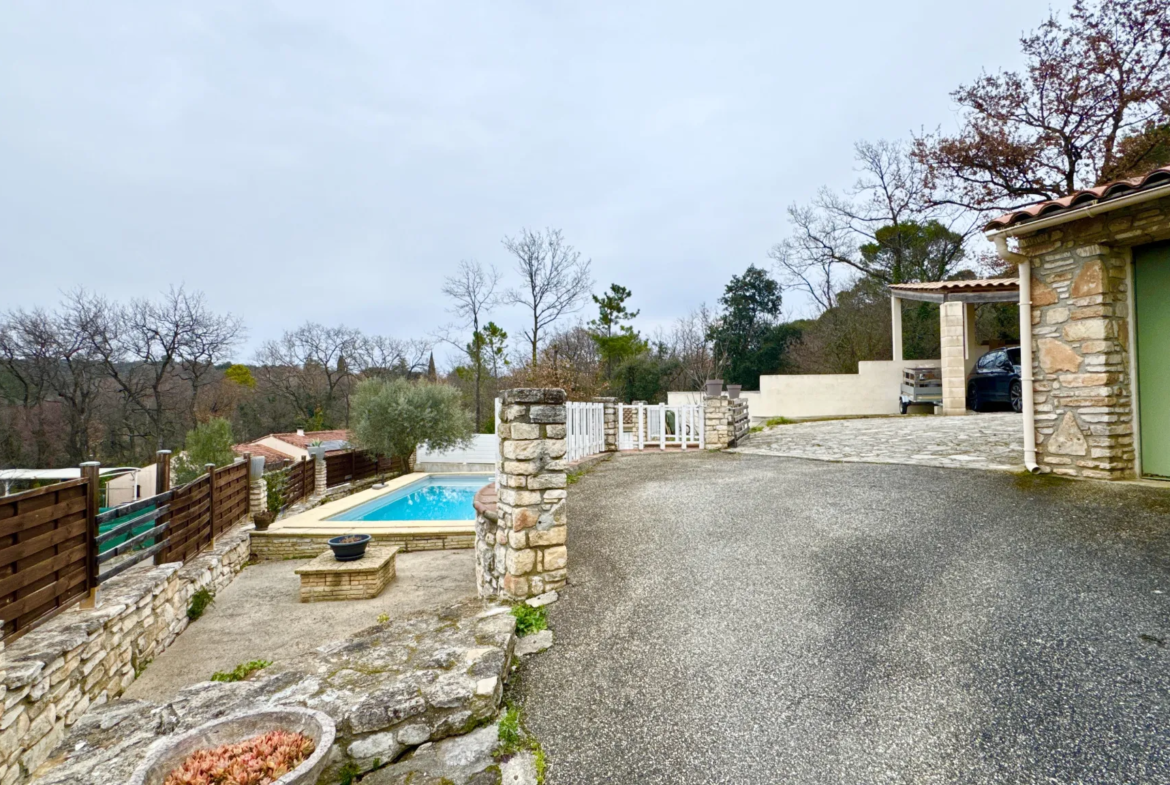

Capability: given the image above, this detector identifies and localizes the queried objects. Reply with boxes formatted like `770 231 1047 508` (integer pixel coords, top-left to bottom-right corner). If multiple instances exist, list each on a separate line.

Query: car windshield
1006 347 1021 365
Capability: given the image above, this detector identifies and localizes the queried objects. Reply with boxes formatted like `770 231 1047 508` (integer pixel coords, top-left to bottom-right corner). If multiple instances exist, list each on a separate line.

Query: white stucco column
890 295 903 361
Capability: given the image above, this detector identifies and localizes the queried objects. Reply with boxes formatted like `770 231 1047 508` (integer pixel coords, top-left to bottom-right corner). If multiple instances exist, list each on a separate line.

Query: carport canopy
888 277 1020 416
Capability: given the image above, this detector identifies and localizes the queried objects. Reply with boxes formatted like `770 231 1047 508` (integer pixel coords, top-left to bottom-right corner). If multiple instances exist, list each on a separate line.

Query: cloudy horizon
0 1 1064 367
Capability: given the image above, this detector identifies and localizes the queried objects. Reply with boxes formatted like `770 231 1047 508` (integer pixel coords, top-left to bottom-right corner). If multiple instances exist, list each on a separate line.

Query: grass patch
337 761 360 785
187 588 215 622
496 704 548 783
210 659 272 683
764 416 793 427
376 612 390 624
511 604 548 637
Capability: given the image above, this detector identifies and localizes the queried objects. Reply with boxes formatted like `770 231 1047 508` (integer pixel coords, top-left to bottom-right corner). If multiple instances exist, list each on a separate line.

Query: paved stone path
734 412 1025 472
517 451 1170 785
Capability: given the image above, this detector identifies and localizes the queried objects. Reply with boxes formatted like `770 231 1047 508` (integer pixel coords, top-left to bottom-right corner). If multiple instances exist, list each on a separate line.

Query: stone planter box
295 545 399 602
128 707 335 785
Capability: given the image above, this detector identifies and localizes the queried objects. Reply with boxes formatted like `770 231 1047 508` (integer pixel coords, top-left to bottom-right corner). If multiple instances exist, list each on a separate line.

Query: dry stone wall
0 526 251 784
594 397 619 452
704 396 749 448
1019 197 1170 479
477 389 568 601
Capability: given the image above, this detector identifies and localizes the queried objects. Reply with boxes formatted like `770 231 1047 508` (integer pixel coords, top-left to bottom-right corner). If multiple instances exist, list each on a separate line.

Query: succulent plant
164 730 315 785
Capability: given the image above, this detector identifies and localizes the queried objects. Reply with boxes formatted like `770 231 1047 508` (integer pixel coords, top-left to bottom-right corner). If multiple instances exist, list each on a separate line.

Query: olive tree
350 378 473 467
173 417 237 485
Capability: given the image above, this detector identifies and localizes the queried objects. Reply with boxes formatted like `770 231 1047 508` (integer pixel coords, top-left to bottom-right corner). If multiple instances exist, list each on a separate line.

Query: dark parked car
967 346 1023 413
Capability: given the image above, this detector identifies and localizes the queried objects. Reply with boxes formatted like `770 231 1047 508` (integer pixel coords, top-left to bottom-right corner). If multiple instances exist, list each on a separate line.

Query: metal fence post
80 461 100 608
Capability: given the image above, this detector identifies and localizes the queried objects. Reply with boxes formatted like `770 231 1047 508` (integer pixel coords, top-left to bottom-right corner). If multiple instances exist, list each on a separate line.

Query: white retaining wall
669 359 946 420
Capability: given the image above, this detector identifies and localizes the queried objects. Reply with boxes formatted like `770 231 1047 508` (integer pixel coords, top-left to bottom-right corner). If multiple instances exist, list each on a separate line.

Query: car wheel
967 382 981 412
1010 380 1023 413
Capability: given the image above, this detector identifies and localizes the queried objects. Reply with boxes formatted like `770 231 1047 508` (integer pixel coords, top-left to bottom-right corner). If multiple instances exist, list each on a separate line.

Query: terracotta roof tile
985 166 1170 231
231 443 293 467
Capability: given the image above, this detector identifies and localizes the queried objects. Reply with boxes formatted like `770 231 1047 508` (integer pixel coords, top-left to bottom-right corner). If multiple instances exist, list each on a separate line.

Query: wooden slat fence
0 479 92 640
1 457 253 641
282 458 313 506
324 451 404 488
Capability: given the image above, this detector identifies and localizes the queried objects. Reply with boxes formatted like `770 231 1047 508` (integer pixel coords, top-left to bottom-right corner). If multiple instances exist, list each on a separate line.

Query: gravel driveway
516 451 1170 785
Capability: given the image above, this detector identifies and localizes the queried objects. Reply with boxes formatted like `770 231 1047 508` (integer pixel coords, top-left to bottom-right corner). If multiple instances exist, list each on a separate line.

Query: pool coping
266 471 492 535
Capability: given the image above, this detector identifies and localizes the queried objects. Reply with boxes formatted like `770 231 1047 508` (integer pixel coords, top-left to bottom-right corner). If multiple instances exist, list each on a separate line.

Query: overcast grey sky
0 1 1067 365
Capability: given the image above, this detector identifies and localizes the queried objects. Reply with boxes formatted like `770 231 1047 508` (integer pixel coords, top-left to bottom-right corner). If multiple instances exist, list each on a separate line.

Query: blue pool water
327 475 490 522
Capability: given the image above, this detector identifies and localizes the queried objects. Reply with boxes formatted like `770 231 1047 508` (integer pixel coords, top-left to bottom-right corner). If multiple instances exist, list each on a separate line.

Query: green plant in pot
254 472 286 532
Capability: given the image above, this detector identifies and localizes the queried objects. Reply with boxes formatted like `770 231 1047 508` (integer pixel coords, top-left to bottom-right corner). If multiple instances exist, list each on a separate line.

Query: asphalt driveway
515 451 1170 785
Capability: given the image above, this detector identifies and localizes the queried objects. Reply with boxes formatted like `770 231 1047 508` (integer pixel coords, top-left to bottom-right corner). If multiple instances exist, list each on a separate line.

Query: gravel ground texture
515 451 1170 785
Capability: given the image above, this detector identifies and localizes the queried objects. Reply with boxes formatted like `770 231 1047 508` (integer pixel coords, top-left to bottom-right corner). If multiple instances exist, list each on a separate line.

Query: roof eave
985 181 1170 240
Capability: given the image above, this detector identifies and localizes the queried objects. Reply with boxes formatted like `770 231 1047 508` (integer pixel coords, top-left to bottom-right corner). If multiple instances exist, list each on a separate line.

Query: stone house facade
988 169 1170 480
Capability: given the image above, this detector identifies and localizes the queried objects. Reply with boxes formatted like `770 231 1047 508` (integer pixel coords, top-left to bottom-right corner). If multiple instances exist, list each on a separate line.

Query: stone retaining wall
0 526 251 784
250 530 474 561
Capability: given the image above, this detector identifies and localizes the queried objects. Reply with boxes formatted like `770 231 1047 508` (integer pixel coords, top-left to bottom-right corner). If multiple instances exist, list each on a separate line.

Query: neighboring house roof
984 166 1170 231
231 443 293 467
270 430 351 450
233 429 354 468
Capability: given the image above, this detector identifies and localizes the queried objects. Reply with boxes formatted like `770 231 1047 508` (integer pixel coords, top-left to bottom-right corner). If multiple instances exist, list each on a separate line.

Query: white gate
565 401 605 462
617 403 704 451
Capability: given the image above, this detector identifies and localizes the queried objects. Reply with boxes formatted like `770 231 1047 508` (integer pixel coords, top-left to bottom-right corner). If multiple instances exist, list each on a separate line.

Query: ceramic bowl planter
328 533 371 561
128 707 335 785
252 511 274 532
704 379 724 398
727 384 742 399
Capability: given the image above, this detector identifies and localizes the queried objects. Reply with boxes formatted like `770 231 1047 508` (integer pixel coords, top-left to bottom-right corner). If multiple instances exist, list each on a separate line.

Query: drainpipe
994 236 1040 473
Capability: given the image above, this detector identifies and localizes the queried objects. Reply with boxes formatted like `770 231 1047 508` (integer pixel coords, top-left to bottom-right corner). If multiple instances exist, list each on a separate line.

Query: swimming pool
326 475 490 522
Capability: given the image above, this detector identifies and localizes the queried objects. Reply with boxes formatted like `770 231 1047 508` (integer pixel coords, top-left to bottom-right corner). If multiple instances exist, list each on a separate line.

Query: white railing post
618 403 624 451
659 403 666 450
680 406 687 451
637 404 644 451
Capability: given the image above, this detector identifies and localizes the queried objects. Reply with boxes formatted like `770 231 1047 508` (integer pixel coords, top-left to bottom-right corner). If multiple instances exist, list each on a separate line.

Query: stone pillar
477 388 568 600
940 301 977 416
248 455 267 515
594 396 618 452
309 446 327 496
704 394 732 448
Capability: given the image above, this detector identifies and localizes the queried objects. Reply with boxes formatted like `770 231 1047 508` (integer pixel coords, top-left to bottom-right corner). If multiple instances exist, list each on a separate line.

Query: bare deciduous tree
441 260 500 431
502 228 593 365
83 286 241 455
255 322 364 428
666 305 726 390
770 140 973 314
359 335 432 380
914 0 1170 211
